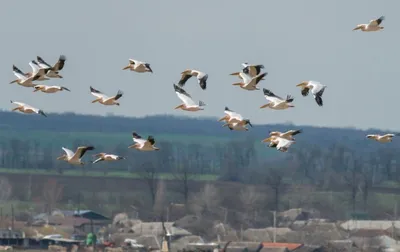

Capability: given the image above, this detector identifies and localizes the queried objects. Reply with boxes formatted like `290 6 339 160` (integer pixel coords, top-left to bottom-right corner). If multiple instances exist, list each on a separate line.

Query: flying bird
241 63 265 77
222 121 252 131
353 16 385 32
57 146 95 165
92 153 125 164
178 69 208 90
231 72 267 91
173 84 206 111
366 133 399 143
296 80 327 106
122 59 153 73
260 89 295 110
90 86 123 106
128 132 160 151
218 107 252 126
33 85 70 93
11 65 41 87
263 129 302 142
262 136 295 152
10 100 47 117
36 55 66 78
10 61 50 84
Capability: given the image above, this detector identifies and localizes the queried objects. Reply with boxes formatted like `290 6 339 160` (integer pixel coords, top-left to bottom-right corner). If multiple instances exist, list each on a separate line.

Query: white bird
10 100 47 117
173 84 206 111
90 86 123 106
231 72 267 91
222 121 251 131
366 133 398 143
218 107 253 126
11 65 41 87
263 129 302 142
122 59 153 73
296 80 327 106
262 136 295 152
36 55 66 78
10 61 50 84
128 132 160 151
56 146 95 165
353 16 385 32
260 88 295 110
33 85 70 93
178 69 208 90
92 153 125 164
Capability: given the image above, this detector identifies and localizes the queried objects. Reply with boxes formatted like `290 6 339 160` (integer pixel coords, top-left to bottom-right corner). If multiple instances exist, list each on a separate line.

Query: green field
0 167 218 180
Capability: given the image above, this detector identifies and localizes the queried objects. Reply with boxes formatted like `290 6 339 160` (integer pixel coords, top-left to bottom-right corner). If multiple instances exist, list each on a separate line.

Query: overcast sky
0 0 397 130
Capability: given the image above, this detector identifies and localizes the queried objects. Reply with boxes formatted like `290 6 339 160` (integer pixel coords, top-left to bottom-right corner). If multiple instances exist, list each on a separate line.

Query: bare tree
239 185 262 221
0 177 12 202
190 184 220 216
153 179 166 218
264 168 285 211
42 178 64 214
342 154 363 212
139 161 159 207
173 160 197 206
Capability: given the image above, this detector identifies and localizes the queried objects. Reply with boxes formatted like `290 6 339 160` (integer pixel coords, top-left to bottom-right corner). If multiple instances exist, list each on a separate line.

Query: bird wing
276 138 294 149
254 72 268 85
90 86 108 99
384 134 395 138
366 134 377 138
11 101 26 107
111 90 123 101
36 56 52 69
72 146 95 160
92 157 104 164
197 72 208 90
178 73 193 86
224 108 243 122
263 88 284 103
132 132 147 147
287 129 302 136
240 72 252 84
173 84 196 106
12 65 27 80
369 16 384 26
52 55 66 71
128 59 141 65
62 147 75 159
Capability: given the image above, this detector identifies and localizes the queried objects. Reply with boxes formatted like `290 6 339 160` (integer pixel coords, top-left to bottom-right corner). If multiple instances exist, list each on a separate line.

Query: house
277 209 320 228
34 210 110 234
130 222 192 241
340 220 400 231
349 229 400 250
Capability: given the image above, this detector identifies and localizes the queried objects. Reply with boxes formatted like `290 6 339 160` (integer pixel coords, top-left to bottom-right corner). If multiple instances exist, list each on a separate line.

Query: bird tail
199 101 206 106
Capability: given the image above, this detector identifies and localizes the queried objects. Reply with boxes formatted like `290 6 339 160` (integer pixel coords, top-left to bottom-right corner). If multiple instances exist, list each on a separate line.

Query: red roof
262 243 303 250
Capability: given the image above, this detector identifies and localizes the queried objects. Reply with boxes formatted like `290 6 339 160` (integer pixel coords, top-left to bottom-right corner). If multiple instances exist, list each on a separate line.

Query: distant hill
0 111 396 156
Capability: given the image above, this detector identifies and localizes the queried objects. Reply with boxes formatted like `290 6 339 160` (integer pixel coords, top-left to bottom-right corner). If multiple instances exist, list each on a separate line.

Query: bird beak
222 123 228 127
9 80 17 84
122 65 130 70
260 104 269 109
353 26 361 31
218 116 227 122
230 72 240 76
33 89 39 92
262 137 272 143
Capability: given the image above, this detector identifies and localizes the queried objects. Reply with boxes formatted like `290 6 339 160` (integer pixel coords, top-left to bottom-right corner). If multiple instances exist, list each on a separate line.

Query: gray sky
0 0 398 130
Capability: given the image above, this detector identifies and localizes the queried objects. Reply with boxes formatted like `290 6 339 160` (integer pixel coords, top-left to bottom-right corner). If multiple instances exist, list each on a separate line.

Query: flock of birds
7 15 398 166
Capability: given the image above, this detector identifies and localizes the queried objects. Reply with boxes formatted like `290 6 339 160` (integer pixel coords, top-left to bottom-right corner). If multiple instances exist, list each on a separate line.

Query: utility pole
273 211 276 243
11 204 14 231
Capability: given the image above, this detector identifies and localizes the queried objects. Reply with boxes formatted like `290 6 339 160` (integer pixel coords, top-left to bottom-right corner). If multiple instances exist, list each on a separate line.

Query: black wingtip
132 132 141 138
224 106 230 111
59 55 66 61
263 88 273 96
